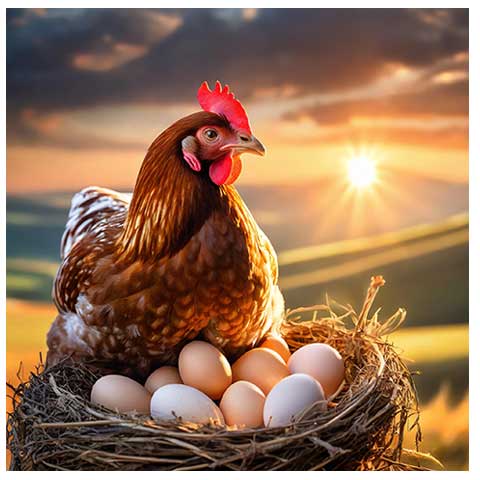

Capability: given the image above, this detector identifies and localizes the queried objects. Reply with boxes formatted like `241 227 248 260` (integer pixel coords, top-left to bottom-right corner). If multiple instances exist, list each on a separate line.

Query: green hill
279 213 468 329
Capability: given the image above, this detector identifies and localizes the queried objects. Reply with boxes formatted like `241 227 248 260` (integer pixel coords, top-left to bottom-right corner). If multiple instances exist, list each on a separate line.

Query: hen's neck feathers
117 113 235 261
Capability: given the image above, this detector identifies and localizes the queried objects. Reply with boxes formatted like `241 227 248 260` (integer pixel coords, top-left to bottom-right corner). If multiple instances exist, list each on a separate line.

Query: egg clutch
90 337 345 429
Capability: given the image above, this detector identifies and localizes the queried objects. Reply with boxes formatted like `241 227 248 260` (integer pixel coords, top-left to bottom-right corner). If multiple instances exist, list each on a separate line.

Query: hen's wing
60 186 131 259
54 187 130 313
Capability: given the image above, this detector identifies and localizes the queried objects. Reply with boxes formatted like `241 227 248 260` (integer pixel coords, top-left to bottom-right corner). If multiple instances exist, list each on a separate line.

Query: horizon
6 159 469 196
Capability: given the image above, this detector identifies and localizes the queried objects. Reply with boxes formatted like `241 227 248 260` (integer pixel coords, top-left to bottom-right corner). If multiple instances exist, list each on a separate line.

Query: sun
347 155 377 189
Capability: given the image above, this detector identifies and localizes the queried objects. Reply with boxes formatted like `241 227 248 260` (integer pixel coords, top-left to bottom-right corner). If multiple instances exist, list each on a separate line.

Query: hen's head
180 81 265 186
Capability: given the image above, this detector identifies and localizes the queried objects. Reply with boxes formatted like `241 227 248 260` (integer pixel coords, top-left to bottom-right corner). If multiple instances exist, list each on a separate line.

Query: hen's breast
197 209 275 354
71 206 273 363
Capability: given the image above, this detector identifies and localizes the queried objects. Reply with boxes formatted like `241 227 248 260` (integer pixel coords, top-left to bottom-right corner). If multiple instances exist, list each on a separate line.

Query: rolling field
280 213 468 329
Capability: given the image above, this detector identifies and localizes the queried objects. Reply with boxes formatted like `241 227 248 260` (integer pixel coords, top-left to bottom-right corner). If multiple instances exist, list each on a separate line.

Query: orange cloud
70 11 182 72
432 70 468 85
72 43 147 72
21 108 64 134
242 9 258 21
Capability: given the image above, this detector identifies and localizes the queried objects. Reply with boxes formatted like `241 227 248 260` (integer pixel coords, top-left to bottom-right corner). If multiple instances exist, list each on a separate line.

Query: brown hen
47 82 284 379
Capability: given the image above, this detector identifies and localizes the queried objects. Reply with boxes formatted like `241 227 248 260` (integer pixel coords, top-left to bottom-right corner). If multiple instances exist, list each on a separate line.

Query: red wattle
209 154 242 185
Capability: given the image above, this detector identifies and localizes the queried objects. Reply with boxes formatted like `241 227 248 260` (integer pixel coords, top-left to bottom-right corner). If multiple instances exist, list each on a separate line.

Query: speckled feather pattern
47 112 284 379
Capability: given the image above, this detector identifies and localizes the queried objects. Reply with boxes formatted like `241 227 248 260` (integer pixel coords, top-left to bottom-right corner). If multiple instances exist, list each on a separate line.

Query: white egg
150 384 225 425
263 374 326 428
288 343 345 397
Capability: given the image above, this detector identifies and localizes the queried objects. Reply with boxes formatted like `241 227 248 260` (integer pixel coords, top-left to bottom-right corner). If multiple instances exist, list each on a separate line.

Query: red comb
197 81 251 134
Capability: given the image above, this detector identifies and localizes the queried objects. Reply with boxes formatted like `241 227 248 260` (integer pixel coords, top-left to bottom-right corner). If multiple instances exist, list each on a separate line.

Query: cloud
6 8 468 152
8 108 146 151
275 78 468 151
7 9 183 105
6 8 46 26
20 108 64 134
70 11 182 72
285 79 468 125
72 43 148 72
265 115 467 151
8 9 468 107
432 70 468 85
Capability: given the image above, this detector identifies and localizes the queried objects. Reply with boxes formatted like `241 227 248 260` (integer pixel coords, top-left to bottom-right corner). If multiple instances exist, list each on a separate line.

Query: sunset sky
7 8 468 193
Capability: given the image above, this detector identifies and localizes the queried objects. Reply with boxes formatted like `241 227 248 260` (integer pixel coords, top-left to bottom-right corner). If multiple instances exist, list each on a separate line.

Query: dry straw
7 276 434 471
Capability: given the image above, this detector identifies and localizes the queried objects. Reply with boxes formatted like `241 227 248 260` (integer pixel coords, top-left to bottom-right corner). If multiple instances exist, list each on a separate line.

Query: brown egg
220 381 266 428
179 341 232 400
232 348 289 394
288 343 345 397
260 336 291 363
91 375 151 414
144 366 182 394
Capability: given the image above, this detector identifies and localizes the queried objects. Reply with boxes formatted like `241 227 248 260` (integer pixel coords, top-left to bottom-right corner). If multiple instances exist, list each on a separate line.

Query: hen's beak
221 135 266 156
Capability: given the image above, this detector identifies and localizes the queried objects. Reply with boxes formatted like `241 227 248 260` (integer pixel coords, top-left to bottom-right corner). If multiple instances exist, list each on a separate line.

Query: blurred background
6 8 468 469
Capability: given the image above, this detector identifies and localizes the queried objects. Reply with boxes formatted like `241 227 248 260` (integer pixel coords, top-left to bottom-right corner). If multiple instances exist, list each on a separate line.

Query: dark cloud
285 79 468 125
282 77 468 150
7 8 468 148
6 114 145 151
7 9 182 108
8 9 468 106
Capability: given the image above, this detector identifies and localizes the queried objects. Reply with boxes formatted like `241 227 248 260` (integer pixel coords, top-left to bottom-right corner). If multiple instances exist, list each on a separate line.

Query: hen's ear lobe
182 136 201 172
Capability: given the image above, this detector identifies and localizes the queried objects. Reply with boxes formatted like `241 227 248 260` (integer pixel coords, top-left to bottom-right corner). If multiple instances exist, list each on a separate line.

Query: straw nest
7 276 430 471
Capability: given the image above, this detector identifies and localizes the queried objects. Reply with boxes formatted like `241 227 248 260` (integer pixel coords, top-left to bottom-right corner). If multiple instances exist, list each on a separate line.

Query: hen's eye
204 129 218 141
